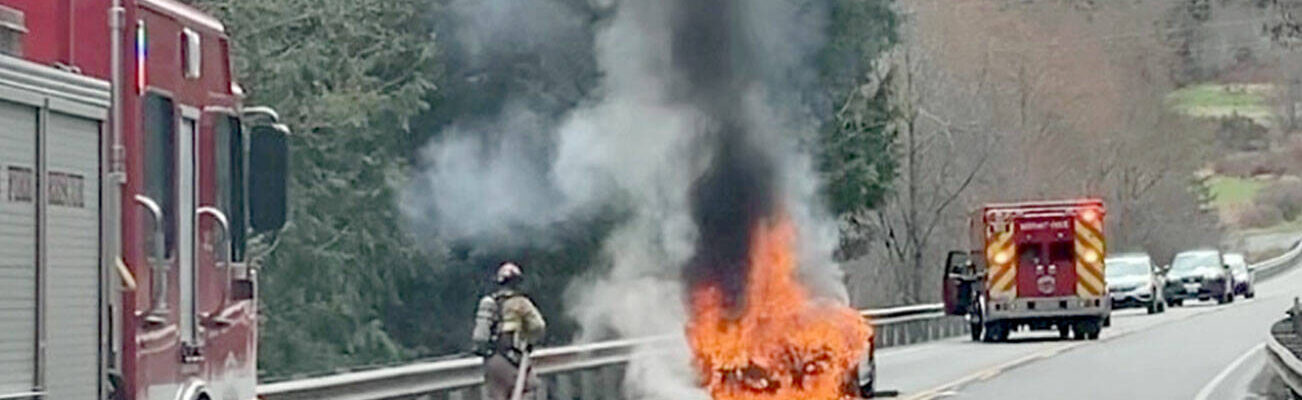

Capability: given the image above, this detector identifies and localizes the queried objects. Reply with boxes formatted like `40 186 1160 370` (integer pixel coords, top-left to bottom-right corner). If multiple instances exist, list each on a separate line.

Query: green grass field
1208 176 1264 207
1167 84 1274 123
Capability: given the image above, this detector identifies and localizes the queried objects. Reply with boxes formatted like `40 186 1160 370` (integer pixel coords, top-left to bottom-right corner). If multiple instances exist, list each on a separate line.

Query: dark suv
1164 249 1234 306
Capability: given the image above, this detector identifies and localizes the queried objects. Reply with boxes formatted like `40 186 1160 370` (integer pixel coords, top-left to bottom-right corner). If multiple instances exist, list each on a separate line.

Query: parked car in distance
1224 252 1255 299
1105 253 1166 314
1164 249 1234 306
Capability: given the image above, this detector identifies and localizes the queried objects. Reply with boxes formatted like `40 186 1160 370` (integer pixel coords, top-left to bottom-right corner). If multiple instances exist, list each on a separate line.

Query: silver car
1105 253 1166 314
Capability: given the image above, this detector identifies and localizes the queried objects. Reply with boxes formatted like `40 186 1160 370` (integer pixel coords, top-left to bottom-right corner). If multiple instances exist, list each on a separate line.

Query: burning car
686 217 874 400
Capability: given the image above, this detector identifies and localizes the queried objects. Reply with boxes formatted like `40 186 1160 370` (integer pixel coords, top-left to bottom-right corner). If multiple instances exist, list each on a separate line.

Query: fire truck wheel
982 322 1008 342
1080 320 1102 340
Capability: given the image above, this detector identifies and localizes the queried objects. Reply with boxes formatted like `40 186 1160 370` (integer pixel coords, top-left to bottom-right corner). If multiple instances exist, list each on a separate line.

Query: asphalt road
875 257 1302 400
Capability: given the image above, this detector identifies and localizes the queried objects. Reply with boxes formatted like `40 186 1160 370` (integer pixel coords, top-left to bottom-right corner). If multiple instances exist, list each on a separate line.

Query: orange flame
686 216 871 400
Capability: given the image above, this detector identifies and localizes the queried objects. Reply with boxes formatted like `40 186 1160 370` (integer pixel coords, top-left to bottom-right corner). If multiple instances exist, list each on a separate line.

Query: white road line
1193 343 1265 400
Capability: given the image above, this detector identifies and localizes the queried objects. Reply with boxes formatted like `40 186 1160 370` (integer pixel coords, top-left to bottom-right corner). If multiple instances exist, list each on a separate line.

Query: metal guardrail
1261 241 1302 399
1265 298 1302 398
260 240 1302 400
1252 240 1302 282
257 303 958 400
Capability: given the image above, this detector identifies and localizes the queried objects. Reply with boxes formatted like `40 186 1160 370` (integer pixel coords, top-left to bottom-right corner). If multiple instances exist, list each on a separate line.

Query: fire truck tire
982 322 1008 342
1079 320 1102 340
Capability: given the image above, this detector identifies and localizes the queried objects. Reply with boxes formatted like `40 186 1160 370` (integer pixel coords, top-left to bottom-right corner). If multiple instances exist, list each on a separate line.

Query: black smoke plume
675 0 780 312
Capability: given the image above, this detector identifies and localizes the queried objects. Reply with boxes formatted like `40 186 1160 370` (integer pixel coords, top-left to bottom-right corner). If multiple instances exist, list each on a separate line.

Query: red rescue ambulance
943 199 1109 342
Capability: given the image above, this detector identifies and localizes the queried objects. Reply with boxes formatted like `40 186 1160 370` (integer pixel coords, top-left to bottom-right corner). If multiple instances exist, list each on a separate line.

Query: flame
686 216 871 400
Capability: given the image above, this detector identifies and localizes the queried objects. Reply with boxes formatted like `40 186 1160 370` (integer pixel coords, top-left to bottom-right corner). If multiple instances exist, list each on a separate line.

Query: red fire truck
943 199 1110 342
0 1 287 399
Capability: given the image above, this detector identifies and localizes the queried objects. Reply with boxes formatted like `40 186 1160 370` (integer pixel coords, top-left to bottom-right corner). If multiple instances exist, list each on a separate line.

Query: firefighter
472 262 547 400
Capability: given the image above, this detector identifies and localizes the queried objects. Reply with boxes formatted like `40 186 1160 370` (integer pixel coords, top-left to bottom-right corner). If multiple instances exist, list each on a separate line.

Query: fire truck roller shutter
0 99 37 397
1074 210 1106 297
42 110 102 400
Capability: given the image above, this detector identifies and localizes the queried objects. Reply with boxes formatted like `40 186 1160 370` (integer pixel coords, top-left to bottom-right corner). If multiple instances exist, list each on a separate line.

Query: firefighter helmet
496 262 523 284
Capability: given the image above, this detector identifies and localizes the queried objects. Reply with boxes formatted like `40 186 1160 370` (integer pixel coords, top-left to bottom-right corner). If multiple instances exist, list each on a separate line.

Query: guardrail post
579 368 597 400
552 372 573 400
605 364 623 397
1292 297 1301 336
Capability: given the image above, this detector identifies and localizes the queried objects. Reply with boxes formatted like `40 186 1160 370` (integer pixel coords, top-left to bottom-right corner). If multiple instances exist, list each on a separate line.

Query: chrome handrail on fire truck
133 194 169 324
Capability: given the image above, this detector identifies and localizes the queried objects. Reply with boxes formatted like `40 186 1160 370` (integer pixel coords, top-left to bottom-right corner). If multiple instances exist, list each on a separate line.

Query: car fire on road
687 216 872 400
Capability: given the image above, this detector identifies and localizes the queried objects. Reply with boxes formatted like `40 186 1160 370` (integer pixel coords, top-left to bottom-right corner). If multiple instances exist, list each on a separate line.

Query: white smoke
403 0 848 397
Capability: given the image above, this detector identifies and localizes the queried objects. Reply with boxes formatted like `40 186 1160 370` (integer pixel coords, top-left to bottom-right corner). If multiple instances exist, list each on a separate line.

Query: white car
1224 253 1256 299
1105 253 1166 314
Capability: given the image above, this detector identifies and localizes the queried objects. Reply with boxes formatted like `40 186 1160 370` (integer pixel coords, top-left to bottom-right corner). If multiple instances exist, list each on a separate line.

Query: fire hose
510 347 532 400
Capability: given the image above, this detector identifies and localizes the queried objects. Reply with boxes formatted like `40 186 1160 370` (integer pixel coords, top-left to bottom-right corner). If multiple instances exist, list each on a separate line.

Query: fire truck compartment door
0 99 38 397
0 53 111 400
43 111 102 400
1015 217 1078 298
